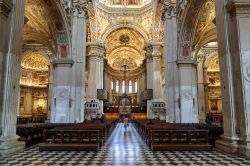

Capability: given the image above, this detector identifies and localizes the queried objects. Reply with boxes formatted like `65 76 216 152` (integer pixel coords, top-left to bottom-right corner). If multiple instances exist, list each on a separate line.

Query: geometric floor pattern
1 124 250 166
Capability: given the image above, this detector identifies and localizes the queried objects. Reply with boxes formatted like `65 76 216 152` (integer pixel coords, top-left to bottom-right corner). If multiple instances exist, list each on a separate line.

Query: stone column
215 0 250 158
152 44 163 100
47 64 53 121
50 0 88 123
197 55 206 122
214 0 240 155
0 0 26 156
87 43 105 113
177 60 199 123
152 44 165 120
145 44 153 118
162 0 180 122
70 1 88 122
51 60 74 123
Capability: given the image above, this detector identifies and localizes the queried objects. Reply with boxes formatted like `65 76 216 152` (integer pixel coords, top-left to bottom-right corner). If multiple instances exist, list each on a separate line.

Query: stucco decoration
106 28 145 70
21 52 49 71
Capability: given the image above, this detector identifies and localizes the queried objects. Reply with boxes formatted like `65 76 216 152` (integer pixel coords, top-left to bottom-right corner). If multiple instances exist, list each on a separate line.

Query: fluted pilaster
0 0 26 156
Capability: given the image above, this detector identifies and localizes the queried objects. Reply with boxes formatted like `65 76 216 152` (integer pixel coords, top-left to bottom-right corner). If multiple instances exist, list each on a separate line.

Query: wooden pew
38 119 118 151
132 119 213 151
40 129 100 151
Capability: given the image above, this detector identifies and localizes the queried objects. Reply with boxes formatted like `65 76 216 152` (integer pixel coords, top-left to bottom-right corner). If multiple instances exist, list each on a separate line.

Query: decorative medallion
119 34 130 44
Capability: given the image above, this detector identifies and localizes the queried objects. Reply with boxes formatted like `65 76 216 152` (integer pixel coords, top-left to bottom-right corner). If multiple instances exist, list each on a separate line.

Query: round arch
101 23 149 43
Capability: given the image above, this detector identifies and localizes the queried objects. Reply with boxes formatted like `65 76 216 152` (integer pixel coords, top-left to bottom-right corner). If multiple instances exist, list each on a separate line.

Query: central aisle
103 123 147 165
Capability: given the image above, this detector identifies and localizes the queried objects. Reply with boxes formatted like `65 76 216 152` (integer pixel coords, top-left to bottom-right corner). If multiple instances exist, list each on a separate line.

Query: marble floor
0 123 250 166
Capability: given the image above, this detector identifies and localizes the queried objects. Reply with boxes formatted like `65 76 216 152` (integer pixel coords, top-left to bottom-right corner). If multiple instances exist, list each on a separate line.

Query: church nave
1 124 250 166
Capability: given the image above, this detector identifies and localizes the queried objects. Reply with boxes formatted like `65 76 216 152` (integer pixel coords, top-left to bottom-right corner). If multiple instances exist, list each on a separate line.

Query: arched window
129 80 132 93
111 80 114 90
134 80 138 93
116 80 119 92
122 80 126 93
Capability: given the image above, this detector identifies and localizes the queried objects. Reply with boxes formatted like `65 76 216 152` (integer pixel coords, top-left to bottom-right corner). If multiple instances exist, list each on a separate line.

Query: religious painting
210 99 218 111
60 45 67 58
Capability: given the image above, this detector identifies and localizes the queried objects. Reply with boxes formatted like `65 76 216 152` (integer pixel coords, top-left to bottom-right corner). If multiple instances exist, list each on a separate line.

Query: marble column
51 60 74 123
162 1 180 122
0 0 26 156
216 0 250 158
70 2 87 123
177 60 199 123
152 44 163 100
87 43 105 113
51 0 88 123
47 64 53 121
197 55 206 123
145 44 153 119
215 0 240 156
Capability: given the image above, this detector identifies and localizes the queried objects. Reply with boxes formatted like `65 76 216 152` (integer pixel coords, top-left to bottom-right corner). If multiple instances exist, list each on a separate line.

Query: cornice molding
0 0 12 18
96 0 153 14
51 59 74 67
227 0 250 15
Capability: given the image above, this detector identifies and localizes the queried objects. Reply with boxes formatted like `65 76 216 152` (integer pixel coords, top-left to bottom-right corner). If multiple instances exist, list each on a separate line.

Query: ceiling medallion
119 34 130 44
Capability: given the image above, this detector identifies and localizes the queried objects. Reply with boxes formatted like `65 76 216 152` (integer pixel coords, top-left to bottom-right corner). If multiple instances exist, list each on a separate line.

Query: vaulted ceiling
24 0 64 54
106 28 145 70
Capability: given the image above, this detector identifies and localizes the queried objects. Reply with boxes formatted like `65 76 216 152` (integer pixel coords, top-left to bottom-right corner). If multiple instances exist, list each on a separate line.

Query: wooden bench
132 119 213 151
39 129 100 151
150 130 212 151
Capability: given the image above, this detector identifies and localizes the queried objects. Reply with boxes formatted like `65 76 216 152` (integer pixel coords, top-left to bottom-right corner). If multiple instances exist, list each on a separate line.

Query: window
135 80 138 93
129 80 132 93
122 80 126 93
116 80 119 92
111 80 114 90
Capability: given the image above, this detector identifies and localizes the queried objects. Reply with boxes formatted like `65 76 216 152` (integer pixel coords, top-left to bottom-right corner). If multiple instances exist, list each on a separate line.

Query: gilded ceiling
24 0 64 53
21 52 49 71
89 0 163 43
98 0 153 8
106 28 145 70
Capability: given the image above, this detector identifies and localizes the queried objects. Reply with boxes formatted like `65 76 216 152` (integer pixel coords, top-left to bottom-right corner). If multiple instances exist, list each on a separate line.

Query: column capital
152 44 163 59
0 0 12 18
144 44 153 60
73 0 88 19
87 42 106 59
161 0 177 22
227 0 250 15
